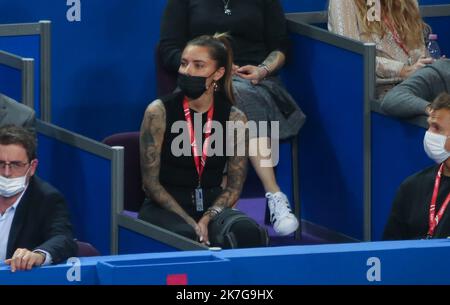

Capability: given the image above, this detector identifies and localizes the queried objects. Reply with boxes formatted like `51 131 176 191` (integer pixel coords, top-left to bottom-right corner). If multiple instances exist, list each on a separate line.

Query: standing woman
159 0 304 236
328 0 432 98
139 34 264 247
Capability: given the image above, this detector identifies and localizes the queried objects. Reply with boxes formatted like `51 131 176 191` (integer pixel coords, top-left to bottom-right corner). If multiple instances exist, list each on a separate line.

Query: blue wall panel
371 113 433 240
424 17 450 58
281 0 328 12
0 36 41 116
0 65 21 101
37 133 112 255
284 33 365 239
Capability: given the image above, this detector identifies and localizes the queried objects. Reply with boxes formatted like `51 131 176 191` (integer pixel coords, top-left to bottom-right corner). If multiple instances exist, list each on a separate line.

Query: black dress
138 91 231 239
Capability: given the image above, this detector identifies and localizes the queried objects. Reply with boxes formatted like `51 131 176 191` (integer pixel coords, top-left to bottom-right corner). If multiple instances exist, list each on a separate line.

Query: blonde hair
187 33 235 104
354 0 426 50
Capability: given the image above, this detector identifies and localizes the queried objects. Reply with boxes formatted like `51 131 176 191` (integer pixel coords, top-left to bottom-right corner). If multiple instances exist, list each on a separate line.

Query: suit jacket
0 93 36 133
6 176 78 264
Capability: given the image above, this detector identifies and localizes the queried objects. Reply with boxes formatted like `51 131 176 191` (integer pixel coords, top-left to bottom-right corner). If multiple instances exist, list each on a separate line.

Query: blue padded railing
1 239 450 285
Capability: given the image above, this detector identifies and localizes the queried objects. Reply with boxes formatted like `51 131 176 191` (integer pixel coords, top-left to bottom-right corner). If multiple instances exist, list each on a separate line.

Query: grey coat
0 93 36 133
381 59 450 118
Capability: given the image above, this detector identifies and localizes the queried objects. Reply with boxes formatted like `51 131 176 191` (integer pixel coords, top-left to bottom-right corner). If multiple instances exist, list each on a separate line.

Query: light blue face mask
424 131 450 164
0 167 30 198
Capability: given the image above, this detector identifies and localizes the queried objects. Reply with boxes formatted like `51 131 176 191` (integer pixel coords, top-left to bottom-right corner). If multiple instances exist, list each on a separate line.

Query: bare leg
248 137 279 193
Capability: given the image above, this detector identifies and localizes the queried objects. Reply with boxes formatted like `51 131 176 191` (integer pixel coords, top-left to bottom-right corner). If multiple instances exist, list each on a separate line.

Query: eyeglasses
0 161 30 171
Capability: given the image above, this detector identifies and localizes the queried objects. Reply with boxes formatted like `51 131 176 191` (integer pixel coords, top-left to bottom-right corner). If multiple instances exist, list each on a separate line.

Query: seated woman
159 0 304 236
138 34 265 248
328 0 432 98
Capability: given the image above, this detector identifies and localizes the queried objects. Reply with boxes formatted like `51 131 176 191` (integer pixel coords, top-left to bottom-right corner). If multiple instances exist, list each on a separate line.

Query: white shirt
0 192 24 262
0 188 52 265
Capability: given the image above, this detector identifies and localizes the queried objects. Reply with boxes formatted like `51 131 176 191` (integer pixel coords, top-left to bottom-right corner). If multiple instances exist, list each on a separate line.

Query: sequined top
328 0 426 97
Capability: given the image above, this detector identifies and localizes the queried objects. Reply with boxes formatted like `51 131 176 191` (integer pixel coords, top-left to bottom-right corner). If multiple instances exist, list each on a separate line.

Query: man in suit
0 125 77 272
0 93 36 133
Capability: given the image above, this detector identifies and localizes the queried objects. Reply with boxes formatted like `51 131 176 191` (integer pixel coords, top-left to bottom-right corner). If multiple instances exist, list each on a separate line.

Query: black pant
138 185 222 241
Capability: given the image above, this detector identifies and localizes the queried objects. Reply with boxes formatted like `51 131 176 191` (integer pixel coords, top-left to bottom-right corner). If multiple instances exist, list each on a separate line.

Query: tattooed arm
261 50 286 76
140 100 200 234
196 106 248 245
235 50 286 84
200 107 248 215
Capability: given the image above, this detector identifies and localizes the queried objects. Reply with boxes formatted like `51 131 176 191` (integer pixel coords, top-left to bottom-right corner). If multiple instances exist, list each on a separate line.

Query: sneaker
265 192 299 236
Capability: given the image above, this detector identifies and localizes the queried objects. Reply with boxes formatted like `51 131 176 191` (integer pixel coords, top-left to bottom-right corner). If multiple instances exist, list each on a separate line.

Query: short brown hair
0 125 37 161
428 93 450 112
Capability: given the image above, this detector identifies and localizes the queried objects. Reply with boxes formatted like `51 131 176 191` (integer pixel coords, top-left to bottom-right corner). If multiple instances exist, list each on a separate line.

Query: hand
197 216 211 246
235 65 268 84
232 64 240 75
400 57 433 78
5 248 45 272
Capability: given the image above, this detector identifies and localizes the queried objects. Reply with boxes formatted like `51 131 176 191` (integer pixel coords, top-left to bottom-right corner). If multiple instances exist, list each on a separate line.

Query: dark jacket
6 176 77 264
381 59 450 118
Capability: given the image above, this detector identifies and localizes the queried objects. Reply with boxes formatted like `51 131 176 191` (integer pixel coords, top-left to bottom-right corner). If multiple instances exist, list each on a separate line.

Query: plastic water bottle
427 34 442 60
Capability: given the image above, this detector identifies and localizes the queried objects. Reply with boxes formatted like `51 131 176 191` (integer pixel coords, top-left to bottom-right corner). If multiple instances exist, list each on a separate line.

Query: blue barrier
35 120 124 255
0 64 20 100
371 113 433 240
0 21 50 120
283 21 371 240
1 239 450 285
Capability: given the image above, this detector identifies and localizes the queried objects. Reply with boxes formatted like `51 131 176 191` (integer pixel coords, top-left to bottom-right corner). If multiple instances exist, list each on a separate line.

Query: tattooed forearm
212 107 248 209
262 50 286 75
140 100 196 226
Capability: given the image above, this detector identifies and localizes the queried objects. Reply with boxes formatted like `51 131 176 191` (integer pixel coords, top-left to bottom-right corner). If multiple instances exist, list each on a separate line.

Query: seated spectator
0 93 35 133
159 0 303 236
381 59 450 118
0 125 77 271
383 93 450 240
328 0 432 98
139 34 267 248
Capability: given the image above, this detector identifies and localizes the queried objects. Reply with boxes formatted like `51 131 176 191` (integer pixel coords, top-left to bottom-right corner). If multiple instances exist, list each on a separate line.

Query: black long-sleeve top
383 165 450 240
159 0 290 72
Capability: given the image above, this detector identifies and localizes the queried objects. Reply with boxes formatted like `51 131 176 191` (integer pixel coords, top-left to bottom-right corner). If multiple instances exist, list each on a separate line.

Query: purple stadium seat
103 132 145 212
76 241 100 257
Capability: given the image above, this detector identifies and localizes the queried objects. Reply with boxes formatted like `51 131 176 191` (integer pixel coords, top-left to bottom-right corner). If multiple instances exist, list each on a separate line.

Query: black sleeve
159 0 190 72
34 192 78 264
263 0 290 58
383 183 410 240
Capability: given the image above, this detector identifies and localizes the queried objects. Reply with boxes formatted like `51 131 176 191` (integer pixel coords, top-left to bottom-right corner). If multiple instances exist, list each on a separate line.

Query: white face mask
424 131 450 164
0 167 30 198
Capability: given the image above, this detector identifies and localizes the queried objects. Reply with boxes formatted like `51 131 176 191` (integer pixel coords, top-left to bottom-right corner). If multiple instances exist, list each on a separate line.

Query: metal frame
0 20 52 122
0 50 34 109
286 4 450 241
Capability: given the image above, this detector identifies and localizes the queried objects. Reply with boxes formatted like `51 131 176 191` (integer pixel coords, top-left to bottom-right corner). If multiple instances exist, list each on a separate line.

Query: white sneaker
266 192 299 236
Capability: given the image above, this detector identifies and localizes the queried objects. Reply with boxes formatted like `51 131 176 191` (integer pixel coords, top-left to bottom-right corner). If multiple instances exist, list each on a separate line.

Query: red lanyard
427 163 450 238
182 97 214 185
383 15 410 57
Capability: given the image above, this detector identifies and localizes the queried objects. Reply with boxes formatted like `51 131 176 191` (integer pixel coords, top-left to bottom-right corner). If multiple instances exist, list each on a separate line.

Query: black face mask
177 72 214 99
